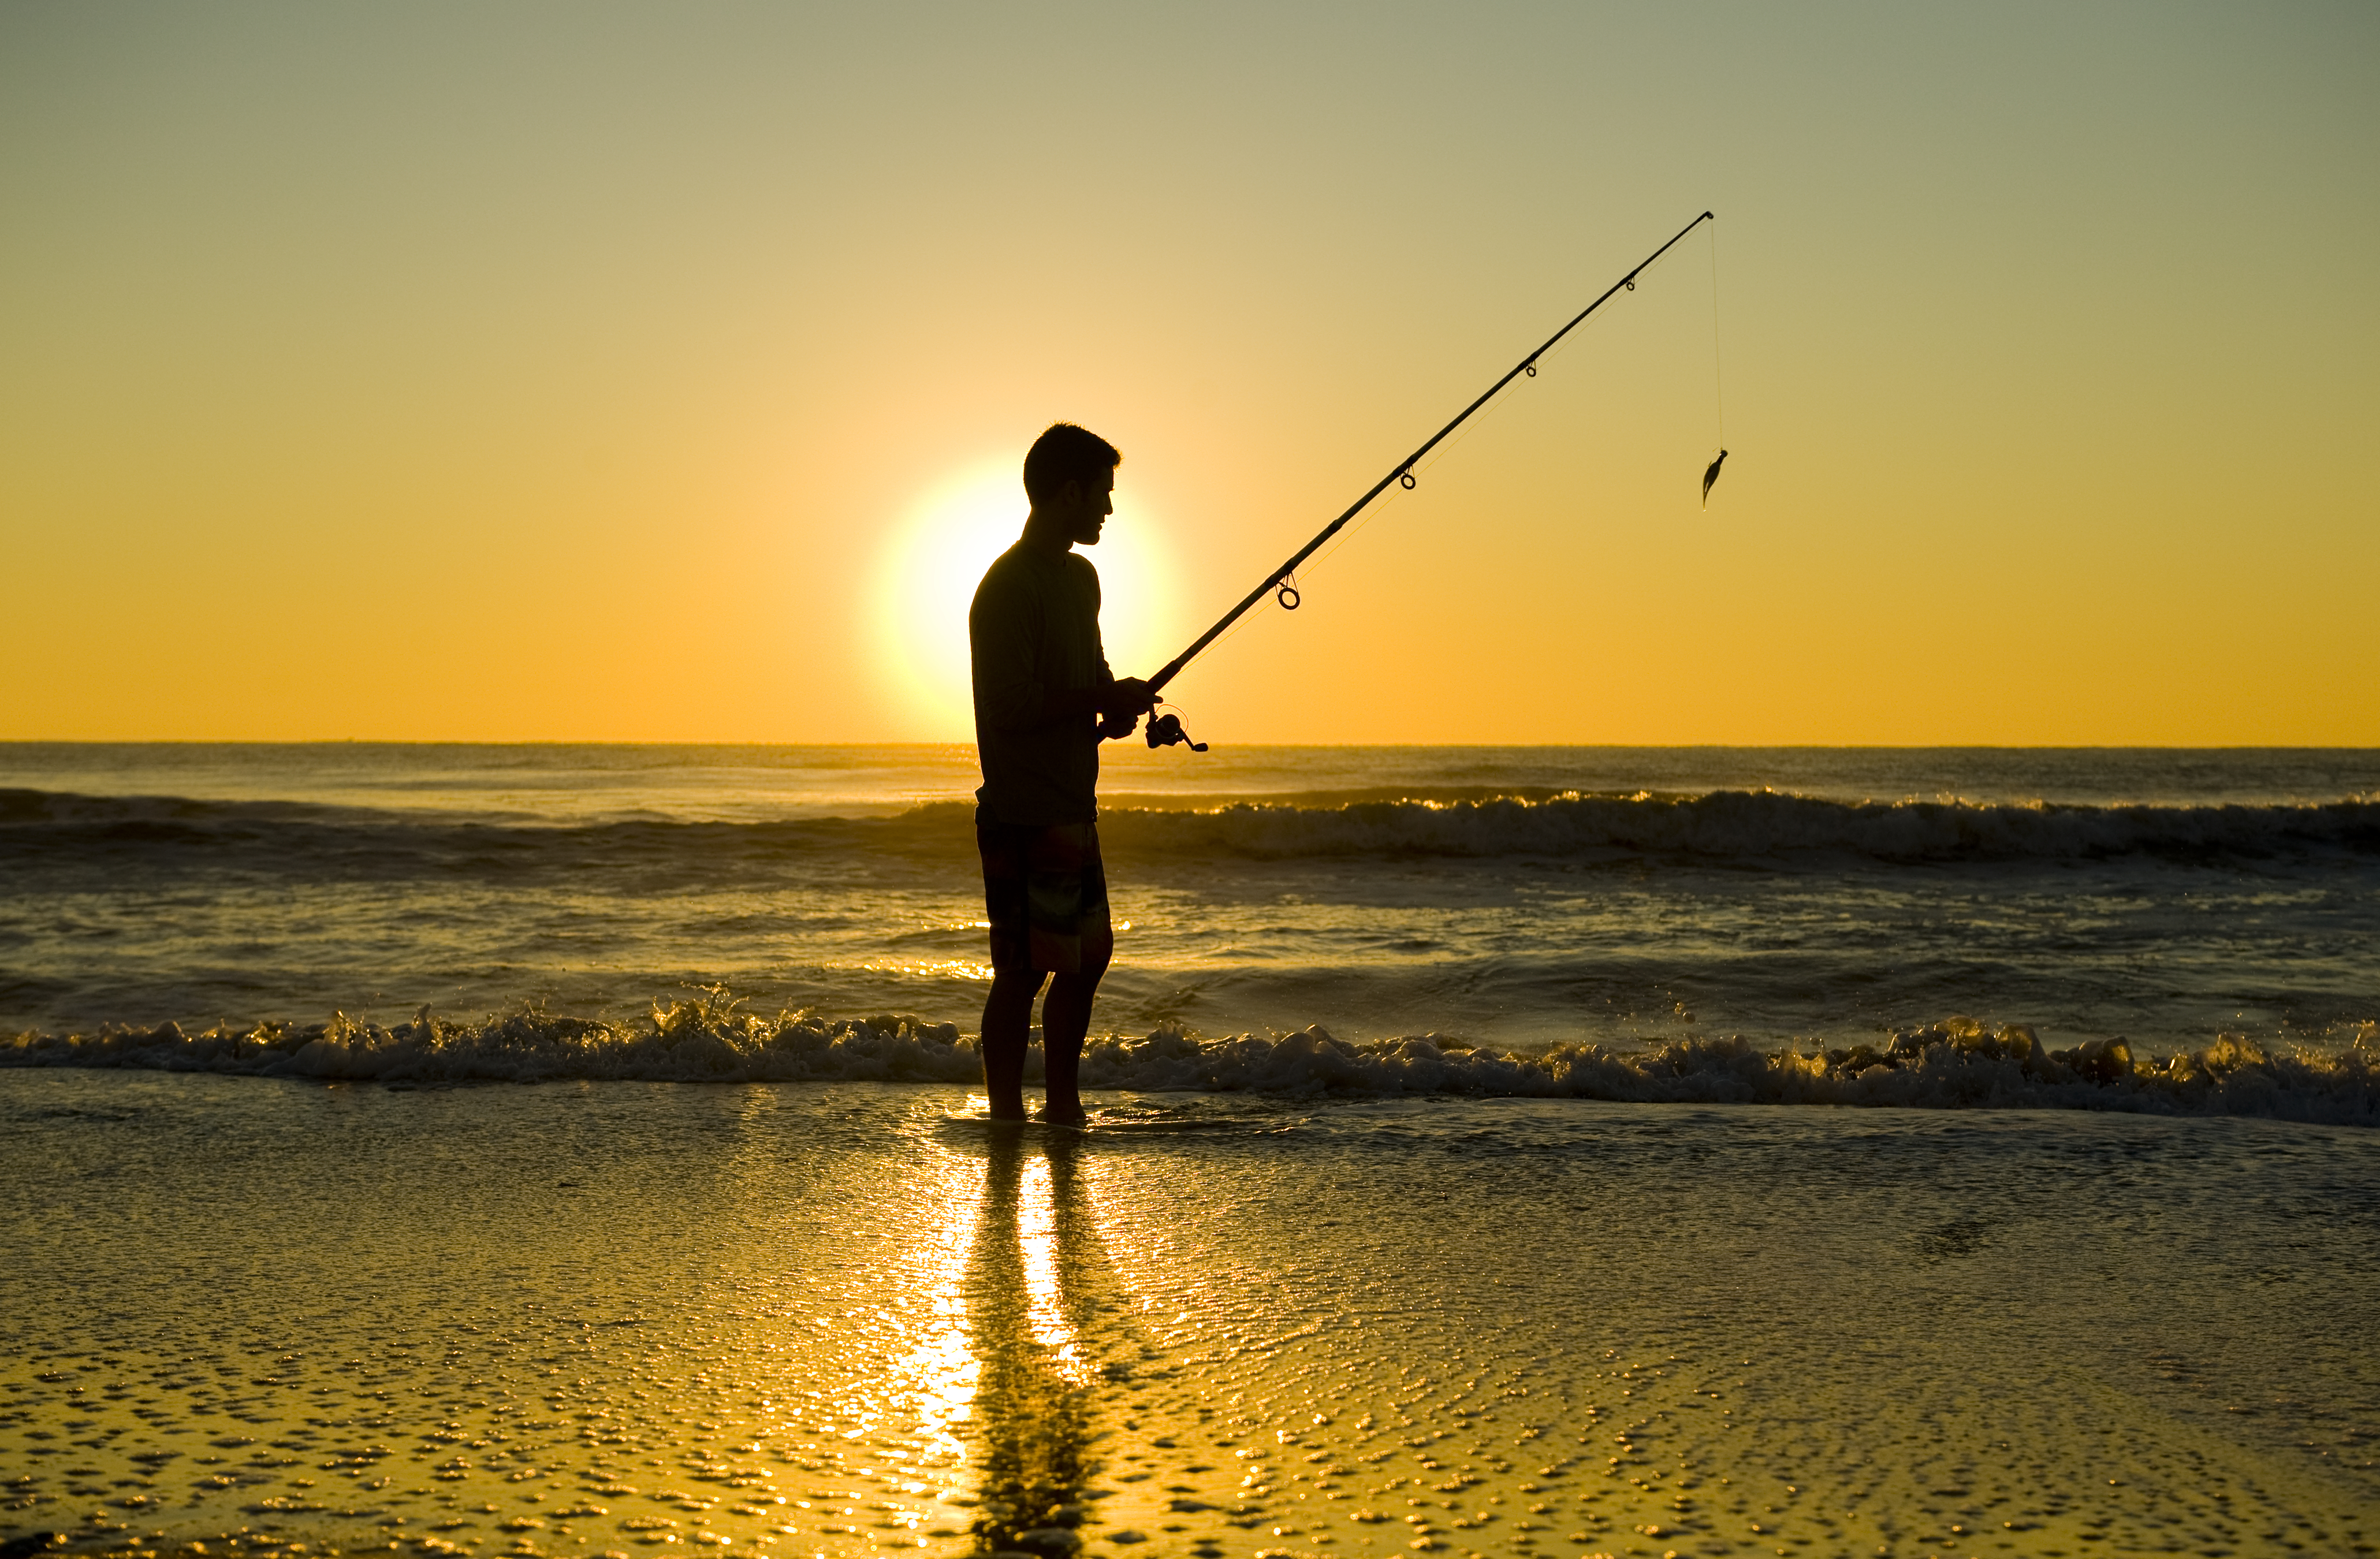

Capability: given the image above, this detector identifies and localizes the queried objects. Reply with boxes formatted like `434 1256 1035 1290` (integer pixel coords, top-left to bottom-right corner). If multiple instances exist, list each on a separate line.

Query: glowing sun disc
872 462 1178 741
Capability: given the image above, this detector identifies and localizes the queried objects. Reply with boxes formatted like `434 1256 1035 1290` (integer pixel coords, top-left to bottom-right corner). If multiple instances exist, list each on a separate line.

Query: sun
872 461 1179 740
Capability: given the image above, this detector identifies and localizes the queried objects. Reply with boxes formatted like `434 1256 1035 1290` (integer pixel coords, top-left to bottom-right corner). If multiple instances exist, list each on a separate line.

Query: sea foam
8 998 2374 1125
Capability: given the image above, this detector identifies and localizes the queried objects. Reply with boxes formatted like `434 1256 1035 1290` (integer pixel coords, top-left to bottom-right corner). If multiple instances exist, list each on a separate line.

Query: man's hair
1022 423 1122 506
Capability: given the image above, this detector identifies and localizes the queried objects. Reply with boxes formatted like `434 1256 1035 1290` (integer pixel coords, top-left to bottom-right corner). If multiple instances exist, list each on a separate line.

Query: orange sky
3 3 2374 744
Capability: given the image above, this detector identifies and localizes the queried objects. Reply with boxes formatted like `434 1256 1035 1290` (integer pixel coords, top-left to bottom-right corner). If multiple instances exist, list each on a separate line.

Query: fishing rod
1135 210 1716 753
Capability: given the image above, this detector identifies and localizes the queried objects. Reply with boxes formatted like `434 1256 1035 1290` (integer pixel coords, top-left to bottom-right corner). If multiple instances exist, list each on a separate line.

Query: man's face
1057 469 1115 546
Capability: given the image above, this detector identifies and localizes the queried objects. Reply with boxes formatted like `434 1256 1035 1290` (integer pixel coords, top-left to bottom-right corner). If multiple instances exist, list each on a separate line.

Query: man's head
1022 423 1121 547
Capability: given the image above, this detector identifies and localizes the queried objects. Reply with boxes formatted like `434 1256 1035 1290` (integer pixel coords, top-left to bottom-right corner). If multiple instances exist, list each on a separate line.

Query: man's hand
1103 678 1157 720
1095 678 1156 741
1043 677 1159 730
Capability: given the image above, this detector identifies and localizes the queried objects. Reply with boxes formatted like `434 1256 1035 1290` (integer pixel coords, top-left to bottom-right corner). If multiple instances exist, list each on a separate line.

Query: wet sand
3 1073 2374 1558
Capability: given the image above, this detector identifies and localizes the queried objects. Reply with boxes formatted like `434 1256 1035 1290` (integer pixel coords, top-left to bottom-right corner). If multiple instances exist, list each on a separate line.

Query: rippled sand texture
3 1075 2375 1559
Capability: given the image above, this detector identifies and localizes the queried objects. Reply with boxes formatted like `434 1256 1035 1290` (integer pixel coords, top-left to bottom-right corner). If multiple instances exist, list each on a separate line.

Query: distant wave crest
5 785 2378 869
1090 791 2380 861
8 998 2373 1126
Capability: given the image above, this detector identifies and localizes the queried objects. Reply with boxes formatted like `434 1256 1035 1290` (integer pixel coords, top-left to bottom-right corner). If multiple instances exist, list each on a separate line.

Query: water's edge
9 1001 2374 1126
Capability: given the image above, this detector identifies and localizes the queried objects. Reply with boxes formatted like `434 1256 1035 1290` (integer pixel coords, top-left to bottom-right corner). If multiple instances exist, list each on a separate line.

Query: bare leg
1038 960 1108 1125
979 970 1045 1121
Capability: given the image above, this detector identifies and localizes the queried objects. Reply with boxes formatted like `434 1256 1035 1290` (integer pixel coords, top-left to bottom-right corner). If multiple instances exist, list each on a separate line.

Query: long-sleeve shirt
969 540 1112 825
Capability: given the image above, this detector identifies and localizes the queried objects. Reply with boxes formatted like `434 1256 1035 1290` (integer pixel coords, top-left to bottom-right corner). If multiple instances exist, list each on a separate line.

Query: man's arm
971 572 1152 728
970 568 1051 730
1053 678 1153 722
1089 622 1131 739
1090 678 1154 740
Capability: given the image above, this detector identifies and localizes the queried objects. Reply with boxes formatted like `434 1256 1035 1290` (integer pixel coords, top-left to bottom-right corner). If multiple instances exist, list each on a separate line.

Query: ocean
2 744 2377 1559
3 744 2377 1098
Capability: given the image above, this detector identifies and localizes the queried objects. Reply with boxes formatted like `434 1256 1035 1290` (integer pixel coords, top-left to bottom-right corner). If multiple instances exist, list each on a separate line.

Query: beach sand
3 1072 2374 1558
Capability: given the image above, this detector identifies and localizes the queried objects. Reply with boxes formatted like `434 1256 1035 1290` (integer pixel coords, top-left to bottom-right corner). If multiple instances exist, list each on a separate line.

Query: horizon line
4 739 2378 754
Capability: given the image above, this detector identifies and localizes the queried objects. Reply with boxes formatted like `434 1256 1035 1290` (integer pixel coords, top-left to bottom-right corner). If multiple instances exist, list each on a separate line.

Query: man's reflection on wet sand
963 1127 1112 1557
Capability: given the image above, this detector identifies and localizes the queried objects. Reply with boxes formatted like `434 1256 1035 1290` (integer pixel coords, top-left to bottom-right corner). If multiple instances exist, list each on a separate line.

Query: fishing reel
1146 710 1206 752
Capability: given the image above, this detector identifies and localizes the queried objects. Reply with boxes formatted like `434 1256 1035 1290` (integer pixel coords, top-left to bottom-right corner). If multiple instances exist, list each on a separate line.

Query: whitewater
12 1005 2376 1128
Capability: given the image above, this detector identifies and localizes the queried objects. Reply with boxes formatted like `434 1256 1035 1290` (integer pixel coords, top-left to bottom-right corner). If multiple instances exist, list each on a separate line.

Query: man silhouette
969 423 1155 1124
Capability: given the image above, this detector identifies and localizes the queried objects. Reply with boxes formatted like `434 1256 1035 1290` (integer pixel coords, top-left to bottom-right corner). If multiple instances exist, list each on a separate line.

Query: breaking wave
4 785 2377 871
1097 792 2380 861
7 999 2374 1127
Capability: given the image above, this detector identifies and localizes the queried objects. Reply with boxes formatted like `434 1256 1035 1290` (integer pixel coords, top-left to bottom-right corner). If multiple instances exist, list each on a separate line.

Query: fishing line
1702 221 1729 508
1709 221 1726 447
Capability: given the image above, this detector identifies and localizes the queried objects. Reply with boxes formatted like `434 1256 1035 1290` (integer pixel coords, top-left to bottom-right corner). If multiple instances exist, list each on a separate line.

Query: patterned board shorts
977 818 1113 978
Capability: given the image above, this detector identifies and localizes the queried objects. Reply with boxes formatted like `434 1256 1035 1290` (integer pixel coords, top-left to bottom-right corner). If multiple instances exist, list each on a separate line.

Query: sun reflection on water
888 1146 986 1485
959 1129 1113 1557
1016 1156 1076 1364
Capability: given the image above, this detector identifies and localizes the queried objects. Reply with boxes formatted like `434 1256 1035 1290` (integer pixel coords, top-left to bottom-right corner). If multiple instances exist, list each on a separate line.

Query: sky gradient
4 2 2374 743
